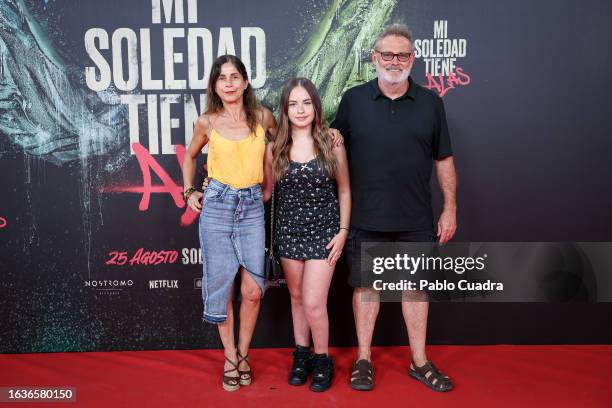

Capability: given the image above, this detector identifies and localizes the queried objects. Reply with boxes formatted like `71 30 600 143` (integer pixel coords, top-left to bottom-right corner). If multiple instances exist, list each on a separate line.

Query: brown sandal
408 360 453 392
350 359 374 391
237 351 252 386
223 356 240 392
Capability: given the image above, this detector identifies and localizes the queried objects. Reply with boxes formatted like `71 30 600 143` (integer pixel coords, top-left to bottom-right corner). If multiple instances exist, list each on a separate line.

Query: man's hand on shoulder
329 128 344 147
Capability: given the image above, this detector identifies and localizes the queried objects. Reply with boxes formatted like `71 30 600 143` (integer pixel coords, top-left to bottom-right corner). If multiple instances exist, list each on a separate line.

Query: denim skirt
199 179 266 324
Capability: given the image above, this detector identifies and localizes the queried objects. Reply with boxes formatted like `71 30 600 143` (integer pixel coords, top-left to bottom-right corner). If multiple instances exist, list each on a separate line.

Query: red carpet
1 345 611 407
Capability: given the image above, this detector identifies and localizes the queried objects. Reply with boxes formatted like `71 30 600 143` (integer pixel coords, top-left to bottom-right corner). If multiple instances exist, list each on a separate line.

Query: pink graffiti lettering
425 67 471 97
100 143 200 226
106 248 179 266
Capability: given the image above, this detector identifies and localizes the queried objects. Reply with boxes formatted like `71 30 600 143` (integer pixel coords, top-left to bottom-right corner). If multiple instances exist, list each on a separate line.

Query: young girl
263 78 351 392
182 55 277 392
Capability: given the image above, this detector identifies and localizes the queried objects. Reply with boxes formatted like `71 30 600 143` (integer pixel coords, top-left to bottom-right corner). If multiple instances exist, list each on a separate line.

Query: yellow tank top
207 124 266 189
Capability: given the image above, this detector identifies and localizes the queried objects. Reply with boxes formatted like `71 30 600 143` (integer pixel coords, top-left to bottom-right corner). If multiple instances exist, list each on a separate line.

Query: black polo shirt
331 77 452 232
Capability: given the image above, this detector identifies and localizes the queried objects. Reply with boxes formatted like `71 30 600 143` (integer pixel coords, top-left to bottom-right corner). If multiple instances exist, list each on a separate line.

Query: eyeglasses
374 50 413 62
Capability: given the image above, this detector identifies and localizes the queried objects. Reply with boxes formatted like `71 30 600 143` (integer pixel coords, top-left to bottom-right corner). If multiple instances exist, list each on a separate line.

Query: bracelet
183 187 196 203
339 227 350 232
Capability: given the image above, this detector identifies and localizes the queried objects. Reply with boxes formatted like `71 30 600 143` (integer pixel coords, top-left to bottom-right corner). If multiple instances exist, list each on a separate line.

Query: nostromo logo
84 280 134 287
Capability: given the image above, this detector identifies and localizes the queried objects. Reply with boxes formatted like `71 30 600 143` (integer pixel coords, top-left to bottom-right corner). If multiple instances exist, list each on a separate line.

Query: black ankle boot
310 353 334 392
288 345 313 386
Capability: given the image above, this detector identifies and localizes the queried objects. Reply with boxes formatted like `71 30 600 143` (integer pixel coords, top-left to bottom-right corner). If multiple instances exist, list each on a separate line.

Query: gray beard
377 65 411 85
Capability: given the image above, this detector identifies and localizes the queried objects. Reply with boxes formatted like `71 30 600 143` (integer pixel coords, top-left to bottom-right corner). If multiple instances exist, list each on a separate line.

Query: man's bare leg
401 294 428 366
353 287 380 361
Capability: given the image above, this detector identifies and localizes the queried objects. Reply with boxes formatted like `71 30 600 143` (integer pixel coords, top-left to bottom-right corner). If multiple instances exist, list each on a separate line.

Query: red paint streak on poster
101 143 202 226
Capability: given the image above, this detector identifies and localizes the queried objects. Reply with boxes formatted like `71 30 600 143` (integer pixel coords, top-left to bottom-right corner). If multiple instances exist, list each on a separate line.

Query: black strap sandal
350 359 374 391
408 360 454 392
237 351 252 386
223 356 240 392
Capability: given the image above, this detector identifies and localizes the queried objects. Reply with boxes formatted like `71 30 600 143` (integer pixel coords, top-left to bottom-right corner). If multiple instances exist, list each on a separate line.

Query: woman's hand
326 229 349 266
187 191 204 213
201 177 210 191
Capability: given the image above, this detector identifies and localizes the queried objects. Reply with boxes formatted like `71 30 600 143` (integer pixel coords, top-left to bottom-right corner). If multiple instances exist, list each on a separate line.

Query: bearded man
331 23 457 392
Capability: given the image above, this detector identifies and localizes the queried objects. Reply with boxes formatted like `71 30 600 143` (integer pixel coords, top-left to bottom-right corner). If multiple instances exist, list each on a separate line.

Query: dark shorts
345 227 437 288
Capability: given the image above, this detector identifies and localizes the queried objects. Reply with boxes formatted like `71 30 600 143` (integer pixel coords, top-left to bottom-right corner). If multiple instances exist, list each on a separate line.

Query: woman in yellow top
182 55 277 392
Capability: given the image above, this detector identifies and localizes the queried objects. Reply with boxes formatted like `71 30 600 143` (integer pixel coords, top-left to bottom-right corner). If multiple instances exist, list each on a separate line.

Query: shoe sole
222 383 240 392
350 382 374 391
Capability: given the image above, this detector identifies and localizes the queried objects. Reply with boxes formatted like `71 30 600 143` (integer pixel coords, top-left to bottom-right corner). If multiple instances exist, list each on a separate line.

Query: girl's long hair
205 55 260 133
272 78 338 181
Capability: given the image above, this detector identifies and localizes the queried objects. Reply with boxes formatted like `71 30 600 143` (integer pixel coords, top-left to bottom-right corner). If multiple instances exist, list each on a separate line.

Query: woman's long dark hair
205 55 260 133
272 78 338 181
